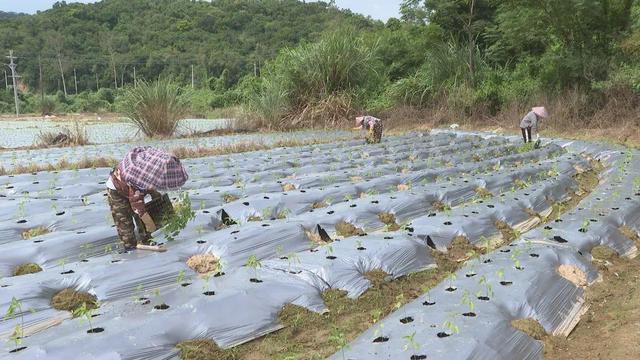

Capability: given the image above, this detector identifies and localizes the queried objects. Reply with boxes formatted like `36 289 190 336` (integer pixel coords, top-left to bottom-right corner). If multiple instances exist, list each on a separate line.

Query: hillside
0 0 378 92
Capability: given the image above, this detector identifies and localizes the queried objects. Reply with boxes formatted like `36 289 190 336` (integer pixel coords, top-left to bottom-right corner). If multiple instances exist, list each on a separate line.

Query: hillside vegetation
1 0 639 140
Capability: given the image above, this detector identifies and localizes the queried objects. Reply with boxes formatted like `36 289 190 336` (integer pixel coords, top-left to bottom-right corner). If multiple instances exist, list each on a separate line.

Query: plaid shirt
109 147 188 216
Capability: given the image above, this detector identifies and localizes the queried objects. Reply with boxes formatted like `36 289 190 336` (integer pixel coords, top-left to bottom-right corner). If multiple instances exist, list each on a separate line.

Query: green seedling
276 208 290 219
163 192 196 241
202 273 212 293
57 258 67 272
73 302 98 333
402 331 419 351
579 219 591 233
176 270 186 285
461 290 476 313
152 289 164 306
446 272 457 290
443 314 460 335
246 255 262 281
286 252 301 272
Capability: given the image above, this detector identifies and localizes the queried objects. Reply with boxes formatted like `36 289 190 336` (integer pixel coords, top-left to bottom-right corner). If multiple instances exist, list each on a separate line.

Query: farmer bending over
106 147 188 251
519 106 548 143
355 115 383 144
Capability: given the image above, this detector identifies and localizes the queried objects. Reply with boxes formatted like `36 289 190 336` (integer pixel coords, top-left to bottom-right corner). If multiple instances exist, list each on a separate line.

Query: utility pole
6 50 20 116
191 64 194 88
73 68 78 94
133 66 136 88
3 70 7 89
39 55 44 102
57 53 67 96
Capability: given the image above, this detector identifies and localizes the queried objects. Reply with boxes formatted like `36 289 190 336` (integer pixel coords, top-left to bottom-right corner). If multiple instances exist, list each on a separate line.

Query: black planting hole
400 316 414 324
500 249 511 253
81 259 89 262
423 300 436 306
483 259 492 264
465 272 476 278
300 190 306 193
202 210 210 214
553 236 568 243
33 240 44 243
515 266 524 270
471 211 479 214
91 314 101 318
428 213 437 217
181 282 192 287
280 256 289 260
242 202 250 206
262 224 270 227
411 356 427 360
350 204 357 208
214 272 225 277
9 347 27 353
327 211 335 215
250 278 263 283
590 219 598 222
197 240 206 244
87 327 104 334
357 247 366 251
17 219 27 224
371 200 379 204
326 256 337 260
203 291 215 296
437 332 451 338
477 296 490 301
111 259 121 263
555 219 563 223
578 228 588 233
56 211 65 216
487 205 495 208
462 312 476 317
231 230 240 235
384 236 394 240
61 270 75 274
544 226 552 230
445 286 457 292
154 304 170 310
373 336 389 343
443 221 452 226
500 281 513 286
138 298 151 305
530 253 540 258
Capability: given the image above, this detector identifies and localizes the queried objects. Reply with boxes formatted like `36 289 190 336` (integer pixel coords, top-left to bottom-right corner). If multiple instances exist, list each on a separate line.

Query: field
0 130 638 359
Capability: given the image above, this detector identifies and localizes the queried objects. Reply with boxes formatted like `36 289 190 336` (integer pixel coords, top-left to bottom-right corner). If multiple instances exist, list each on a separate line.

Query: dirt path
544 255 640 359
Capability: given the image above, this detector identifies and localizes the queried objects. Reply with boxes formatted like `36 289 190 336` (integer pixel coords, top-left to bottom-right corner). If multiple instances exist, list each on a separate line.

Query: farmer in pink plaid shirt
106 147 188 251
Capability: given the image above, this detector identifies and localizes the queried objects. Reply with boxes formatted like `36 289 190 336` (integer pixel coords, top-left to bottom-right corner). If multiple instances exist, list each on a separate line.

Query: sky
0 0 402 21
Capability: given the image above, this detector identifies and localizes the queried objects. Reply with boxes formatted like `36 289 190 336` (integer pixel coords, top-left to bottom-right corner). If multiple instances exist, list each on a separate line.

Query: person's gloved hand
141 213 157 233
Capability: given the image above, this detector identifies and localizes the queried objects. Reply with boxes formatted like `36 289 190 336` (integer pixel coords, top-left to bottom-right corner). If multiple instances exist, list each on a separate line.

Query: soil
432 236 480 272
51 288 98 312
495 220 517 243
186 254 220 274
543 256 640 359
431 200 450 212
335 221 365 238
13 263 43 276
512 318 547 340
364 269 389 288
177 339 225 360
377 213 401 231
591 246 618 261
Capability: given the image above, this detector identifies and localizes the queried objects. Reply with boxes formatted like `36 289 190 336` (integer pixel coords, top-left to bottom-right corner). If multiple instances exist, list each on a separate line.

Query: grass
177 339 224 360
21 226 50 240
121 79 188 137
13 263 43 276
36 121 90 148
50 289 98 312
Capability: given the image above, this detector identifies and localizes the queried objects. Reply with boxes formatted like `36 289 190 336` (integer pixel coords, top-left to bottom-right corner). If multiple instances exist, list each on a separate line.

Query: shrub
38 96 57 115
121 79 188 137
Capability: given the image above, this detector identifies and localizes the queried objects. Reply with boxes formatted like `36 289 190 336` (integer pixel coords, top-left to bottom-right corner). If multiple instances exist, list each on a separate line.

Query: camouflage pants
107 189 155 249
365 121 383 144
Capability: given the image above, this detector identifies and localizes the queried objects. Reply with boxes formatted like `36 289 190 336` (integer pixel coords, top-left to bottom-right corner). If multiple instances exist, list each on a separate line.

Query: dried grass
186 254 220 275
51 289 98 312
176 339 224 360
21 226 50 240
36 122 90 148
14 263 43 276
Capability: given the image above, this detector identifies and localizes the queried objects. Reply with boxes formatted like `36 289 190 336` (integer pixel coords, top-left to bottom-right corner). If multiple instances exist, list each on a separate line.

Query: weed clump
51 289 98 312
176 339 223 360
475 187 493 199
186 254 220 274
378 213 401 231
282 183 296 192
511 318 547 340
335 221 365 237
591 246 618 260
21 226 50 240
14 263 43 276
365 269 389 288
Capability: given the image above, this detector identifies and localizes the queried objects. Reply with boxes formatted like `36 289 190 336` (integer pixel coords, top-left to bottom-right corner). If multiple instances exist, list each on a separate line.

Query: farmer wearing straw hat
106 147 188 251
520 106 548 143
355 115 383 144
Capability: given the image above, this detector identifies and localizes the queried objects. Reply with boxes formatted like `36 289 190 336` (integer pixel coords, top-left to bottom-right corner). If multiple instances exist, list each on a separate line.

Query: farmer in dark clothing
106 147 188 251
520 106 548 143
355 115 383 144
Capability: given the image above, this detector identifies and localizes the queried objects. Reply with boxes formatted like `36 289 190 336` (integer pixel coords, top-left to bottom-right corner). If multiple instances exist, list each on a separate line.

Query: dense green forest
1 0 639 131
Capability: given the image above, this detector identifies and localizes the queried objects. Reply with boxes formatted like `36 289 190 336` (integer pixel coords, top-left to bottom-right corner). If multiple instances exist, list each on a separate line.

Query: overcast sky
0 0 402 21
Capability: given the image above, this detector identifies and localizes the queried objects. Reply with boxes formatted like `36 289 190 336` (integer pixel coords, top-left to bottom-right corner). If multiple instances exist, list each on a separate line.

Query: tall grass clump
247 28 384 129
121 79 187 137
36 121 89 147
39 96 57 116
